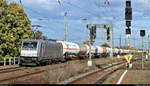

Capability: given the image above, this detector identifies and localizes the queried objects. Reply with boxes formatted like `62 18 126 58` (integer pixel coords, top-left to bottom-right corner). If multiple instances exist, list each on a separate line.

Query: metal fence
0 57 20 66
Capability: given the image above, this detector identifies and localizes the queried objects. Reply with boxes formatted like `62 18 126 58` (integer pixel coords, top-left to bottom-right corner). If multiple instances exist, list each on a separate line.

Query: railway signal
89 25 97 67
125 8 132 20
126 28 131 35
107 28 110 41
90 27 94 35
126 21 131 27
126 1 131 7
140 30 145 37
140 30 146 70
87 24 114 57
125 1 132 20
90 26 96 40
125 1 132 52
125 54 133 68
93 26 96 39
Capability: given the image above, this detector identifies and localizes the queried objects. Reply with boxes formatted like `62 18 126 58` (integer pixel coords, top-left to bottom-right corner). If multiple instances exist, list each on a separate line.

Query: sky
7 0 150 49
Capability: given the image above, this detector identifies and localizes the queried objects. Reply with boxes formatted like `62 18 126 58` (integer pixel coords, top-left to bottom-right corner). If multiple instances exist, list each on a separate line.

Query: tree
83 40 90 45
34 30 42 39
33 30 48 40
0 0 34 58
101 43 110 47
41 35 48 40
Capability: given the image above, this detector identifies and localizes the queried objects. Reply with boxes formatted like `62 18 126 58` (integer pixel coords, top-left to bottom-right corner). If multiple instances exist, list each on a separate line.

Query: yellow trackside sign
125 54 133 63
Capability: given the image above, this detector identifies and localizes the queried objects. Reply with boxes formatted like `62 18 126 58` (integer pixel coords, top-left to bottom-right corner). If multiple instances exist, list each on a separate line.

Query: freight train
19 39 142 66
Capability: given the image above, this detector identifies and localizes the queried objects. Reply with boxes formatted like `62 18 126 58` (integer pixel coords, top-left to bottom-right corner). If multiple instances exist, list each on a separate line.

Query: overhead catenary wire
16 0 67 23
16 0 48 19
19 0 22 6
10 0 149 49
62 0 101 18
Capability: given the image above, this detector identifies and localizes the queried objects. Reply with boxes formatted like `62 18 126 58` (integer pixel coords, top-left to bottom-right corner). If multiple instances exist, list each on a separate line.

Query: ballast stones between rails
93 65 124 84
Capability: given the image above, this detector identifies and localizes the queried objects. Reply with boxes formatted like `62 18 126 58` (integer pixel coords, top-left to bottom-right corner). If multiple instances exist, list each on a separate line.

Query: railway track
0 57 141 84
0 58 122 84
0 59 73 74
59 58 141 84
0 65 22 73
0 69 45 83
0 65 19 70
0 63 71 84
0 67 25 74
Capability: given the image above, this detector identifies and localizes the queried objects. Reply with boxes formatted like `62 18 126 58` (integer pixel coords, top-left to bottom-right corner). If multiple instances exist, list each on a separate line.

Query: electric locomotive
20 39 63 66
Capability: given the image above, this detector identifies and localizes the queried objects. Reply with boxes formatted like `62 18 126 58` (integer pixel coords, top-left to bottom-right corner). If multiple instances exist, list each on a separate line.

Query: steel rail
58 58 141 84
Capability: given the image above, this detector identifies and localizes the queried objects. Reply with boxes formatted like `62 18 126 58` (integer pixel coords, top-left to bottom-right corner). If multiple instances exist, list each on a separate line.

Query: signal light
104 25 106 28
90 28 94 35
107 28 110 40
90 26 96 40
126 1 131 7
93 26 96 39
93 25 96 35
86 24 89 29
140 30 145 37
107 35 110 41
94 34 96 39
126 28 131 35
125 8 132 20
126 21 131 27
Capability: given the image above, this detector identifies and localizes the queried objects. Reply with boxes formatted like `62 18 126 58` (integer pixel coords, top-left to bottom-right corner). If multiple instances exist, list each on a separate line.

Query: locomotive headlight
22 53 25 56
32 58 37 60
20 57 24 60
32 53 37 56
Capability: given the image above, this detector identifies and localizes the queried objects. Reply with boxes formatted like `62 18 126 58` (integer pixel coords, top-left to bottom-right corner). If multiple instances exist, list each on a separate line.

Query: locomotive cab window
22 41 37 50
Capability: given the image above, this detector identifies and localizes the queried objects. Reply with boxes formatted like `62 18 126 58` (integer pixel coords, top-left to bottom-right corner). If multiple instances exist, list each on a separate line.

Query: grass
42 62 94 84
108 77 115 83
132 67 143 70
44 66 51 84
40 55 141 84
34 67 40 70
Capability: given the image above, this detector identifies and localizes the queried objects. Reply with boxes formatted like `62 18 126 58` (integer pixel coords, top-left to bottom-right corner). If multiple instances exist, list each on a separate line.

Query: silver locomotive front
20 39 39 65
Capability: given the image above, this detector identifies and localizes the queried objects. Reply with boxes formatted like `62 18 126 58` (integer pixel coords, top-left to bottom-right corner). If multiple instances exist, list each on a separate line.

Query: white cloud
100 17 114 21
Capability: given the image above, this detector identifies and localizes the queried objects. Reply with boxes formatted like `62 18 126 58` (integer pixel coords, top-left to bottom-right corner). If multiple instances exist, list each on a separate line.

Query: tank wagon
19 39 142 66
56 41 80 59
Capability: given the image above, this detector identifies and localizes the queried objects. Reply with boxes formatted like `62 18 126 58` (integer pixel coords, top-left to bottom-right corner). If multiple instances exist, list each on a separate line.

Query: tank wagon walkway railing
0 57 19 67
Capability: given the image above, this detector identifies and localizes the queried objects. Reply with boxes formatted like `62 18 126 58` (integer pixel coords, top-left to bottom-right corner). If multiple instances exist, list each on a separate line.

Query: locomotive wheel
79 56 85 59
39 61 45 66
19 63 23 66
48 60 52 64
61 58 66 62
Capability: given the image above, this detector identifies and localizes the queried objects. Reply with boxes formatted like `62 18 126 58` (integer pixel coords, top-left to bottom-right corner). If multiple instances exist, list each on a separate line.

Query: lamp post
142 36 144 69
148 35 150 58
140 30 145 70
